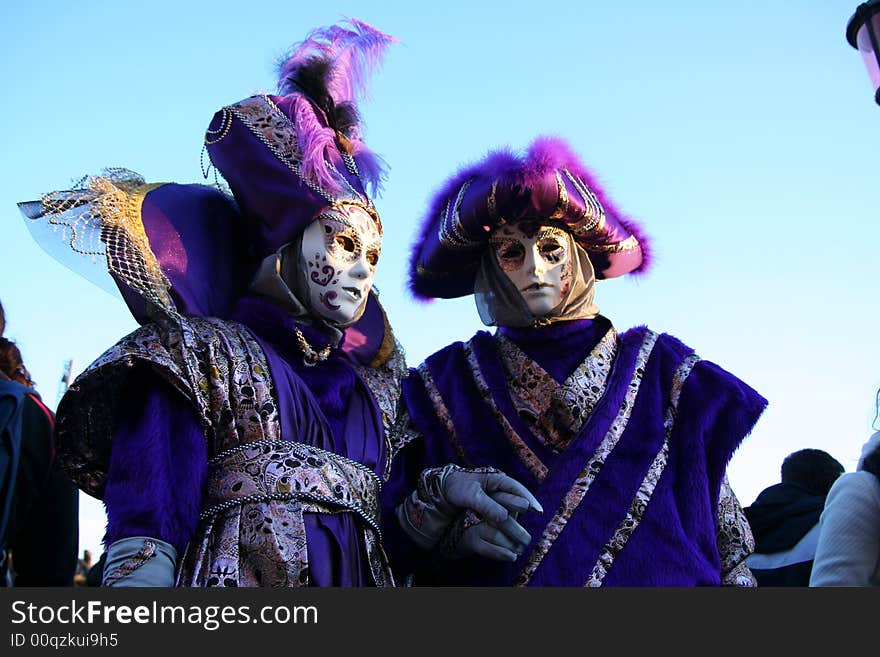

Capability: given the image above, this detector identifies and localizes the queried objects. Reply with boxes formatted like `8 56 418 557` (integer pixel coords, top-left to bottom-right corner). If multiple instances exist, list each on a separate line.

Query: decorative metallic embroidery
202 319 281 452
669 353 700 411
364 527 395 587
515 330 659 586
496 340 563 448
56 317 279 496
716 475 757 586
187 497 311 587
204 107 233 144
562 169 604 235
462 341 549 482
584 351 699 586
439 179 479 248
546 171 569 220
228 97 367 207
202 440 383 538
33 173 174 317
723 561 757 587
496 327 618 451
583 235 640 253
487 180 500 223
58 316 395 587
102 540 157 587
557 329 619 433
385 409 422 481
417 465 448 505
416 363 471 466
356 336 408 481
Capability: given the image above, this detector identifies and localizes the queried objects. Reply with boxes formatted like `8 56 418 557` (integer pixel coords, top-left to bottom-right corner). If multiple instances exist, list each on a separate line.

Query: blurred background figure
0 299 79 586
73 549 93 586
810 429 880 587
744 448 844 586
85 551 105 587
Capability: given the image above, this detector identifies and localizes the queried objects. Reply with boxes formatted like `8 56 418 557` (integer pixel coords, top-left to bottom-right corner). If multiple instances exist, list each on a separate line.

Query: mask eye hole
335 234 357 253
366 249 380 267
538 239 564 262
492 239 526 272
498 243 524 261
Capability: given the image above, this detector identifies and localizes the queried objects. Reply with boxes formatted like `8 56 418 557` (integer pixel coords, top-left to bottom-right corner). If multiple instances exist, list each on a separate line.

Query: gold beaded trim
204 108 233 145
293 325 332 366
546 171 570 220
583 235 640 253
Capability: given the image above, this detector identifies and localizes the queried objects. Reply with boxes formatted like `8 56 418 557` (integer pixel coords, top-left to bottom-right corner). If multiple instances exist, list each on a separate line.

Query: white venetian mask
299 202 382 325
490 222 573 317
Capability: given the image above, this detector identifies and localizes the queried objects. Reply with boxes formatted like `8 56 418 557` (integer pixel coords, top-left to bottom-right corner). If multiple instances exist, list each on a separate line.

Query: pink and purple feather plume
276 19 397 198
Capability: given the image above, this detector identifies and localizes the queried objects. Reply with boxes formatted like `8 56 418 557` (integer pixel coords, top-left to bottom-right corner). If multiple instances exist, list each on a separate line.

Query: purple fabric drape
104 295 386 586
230 296 384 586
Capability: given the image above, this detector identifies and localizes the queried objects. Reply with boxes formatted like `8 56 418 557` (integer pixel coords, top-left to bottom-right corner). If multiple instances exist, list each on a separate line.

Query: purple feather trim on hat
289 95 345 195
276 19 397 198
408 147 520 302
409 136 651 301
524 137 652 277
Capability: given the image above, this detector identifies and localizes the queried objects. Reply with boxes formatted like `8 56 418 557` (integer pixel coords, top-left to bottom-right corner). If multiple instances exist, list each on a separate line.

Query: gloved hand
438 489 540 562
396 464 542 556
102 536 177 587
437 465 542 523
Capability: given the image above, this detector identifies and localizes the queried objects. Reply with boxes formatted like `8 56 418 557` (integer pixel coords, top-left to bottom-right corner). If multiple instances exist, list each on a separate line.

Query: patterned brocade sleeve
384 407 423 478
716 474 758 586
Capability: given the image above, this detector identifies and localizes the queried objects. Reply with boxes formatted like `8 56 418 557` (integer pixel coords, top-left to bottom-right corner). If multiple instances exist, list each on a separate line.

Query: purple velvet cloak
384 318 767 586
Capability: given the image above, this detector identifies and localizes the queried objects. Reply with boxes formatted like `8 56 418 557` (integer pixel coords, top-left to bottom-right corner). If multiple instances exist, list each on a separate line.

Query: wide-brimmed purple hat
20 168 395 367
205 19 395 259
409 136 651 300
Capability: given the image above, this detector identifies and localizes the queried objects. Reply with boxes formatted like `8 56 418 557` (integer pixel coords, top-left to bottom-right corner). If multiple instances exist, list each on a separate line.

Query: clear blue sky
2 1 878 556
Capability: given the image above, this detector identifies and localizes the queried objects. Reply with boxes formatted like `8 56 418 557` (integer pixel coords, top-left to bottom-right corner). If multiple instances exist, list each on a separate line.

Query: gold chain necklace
294 325 332 367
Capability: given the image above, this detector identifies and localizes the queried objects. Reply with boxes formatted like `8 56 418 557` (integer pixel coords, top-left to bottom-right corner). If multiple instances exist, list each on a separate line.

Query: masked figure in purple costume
18 20 428 587
385 136 768 586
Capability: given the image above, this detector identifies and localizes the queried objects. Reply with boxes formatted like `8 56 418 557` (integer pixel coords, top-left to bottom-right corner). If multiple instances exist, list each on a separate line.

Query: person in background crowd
74 549 93 586
810 425 880 587
0 299 79 586
744 448 844 586
85 551 105 587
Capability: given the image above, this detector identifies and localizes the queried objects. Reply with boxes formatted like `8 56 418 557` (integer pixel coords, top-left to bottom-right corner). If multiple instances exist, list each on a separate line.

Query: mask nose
349 254 370 280
525 245 546 277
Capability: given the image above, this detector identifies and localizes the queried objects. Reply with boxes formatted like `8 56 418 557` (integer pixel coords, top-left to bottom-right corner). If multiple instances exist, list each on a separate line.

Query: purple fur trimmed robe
60 295 404 587
384 317 767 586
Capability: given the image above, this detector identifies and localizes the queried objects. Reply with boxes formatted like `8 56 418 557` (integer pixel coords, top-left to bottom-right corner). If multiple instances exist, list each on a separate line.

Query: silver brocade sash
202 440 383 538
